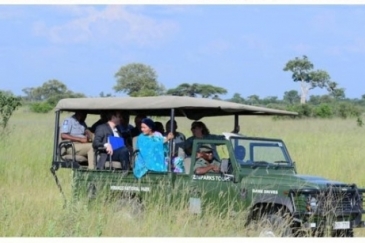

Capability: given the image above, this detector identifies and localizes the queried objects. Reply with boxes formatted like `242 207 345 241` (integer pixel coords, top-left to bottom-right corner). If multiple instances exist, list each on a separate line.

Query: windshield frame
228 136 294 168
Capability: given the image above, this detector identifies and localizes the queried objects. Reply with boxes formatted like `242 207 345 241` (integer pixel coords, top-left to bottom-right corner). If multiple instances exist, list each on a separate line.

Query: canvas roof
55 96 297 120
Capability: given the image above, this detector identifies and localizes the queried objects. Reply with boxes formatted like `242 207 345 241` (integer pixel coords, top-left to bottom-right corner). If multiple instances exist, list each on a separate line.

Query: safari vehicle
50 96 365 237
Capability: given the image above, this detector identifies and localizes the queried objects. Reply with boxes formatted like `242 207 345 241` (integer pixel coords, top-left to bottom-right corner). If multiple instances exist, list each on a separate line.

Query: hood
293 174 347 187
242 170 349 190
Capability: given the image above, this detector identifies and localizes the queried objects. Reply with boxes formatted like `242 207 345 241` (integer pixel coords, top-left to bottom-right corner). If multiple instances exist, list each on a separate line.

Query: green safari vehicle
50 96 365 237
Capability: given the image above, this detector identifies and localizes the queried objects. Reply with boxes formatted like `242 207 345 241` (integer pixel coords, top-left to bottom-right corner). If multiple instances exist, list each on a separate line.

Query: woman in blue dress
133 118 174 179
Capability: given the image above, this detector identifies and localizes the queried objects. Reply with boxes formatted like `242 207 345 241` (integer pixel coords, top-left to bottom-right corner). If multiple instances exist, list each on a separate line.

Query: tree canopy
0 91 22 130
283 55 344 104
114 63 165 97
166 83 227 98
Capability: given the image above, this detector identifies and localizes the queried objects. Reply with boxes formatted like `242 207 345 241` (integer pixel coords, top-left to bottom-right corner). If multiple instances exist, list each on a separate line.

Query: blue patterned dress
133 133 167 179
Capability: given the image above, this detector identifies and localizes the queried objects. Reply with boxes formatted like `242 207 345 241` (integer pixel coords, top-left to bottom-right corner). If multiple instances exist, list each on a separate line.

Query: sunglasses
200 151 213 154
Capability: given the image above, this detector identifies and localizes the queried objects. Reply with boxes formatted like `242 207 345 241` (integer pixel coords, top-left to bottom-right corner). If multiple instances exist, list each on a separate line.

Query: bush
286 104 313 118
29 102 53 113
337 103 361 119
313 104 333 118
0 91 22 130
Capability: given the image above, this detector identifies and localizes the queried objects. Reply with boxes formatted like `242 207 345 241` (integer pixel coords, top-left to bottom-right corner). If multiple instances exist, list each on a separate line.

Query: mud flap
189 197 201 214
50 166 67 208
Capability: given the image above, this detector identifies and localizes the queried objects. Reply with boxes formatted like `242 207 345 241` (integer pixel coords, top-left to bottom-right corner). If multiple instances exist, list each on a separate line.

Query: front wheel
332 229 354 237
258 214 292 237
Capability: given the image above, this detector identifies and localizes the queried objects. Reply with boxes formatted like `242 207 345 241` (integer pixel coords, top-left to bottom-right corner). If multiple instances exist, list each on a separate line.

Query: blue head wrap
142 118 155 130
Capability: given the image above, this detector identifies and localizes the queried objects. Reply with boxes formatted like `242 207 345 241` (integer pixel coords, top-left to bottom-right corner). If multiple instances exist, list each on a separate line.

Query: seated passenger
117 113 134 134
194 145 221 175
130 114 147 138
89 111 107 133
165 119 186 144
92 110 130 170
184 121 225 158
154 121 165 136
234 145 246 164
133 118 173 179
60 111 94 167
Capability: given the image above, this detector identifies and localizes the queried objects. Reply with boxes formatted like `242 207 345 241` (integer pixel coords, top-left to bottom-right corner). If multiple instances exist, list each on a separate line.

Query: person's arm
92 126 105 149
93 126 112 154
60 118 89 143
194 163 220 175
163 132 174 143
61 133 88 143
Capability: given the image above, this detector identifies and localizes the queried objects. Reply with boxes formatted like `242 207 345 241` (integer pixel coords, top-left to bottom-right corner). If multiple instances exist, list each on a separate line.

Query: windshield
229 137 293 167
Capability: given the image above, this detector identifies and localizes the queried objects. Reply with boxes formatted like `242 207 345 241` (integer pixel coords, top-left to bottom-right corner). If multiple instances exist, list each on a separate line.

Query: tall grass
1 108 365 236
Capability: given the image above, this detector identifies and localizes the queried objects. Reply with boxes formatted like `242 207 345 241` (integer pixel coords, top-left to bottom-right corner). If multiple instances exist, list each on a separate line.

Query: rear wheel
114 194 144 219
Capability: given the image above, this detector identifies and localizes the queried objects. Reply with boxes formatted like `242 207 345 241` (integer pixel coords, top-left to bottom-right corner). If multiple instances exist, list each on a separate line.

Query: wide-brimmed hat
198 144 213 153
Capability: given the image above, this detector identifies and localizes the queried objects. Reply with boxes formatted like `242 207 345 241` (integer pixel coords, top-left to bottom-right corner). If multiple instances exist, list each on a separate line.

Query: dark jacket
93 123 123 169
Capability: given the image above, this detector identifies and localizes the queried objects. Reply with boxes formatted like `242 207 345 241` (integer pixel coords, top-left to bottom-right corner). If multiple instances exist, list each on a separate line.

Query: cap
198 144 213 153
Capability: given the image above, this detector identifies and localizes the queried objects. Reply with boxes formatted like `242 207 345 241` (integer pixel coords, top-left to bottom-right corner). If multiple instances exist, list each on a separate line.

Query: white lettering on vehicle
193 175 232 181
252 189 278 195
110 185 150 192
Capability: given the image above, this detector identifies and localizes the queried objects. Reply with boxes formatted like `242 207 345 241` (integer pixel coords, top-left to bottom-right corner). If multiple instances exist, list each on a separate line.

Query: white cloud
32 5 179 47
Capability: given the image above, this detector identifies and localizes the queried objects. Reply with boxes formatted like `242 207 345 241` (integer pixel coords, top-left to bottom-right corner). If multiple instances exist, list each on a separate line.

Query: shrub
313 104 333 118
29 102 53 113
337 103 361 119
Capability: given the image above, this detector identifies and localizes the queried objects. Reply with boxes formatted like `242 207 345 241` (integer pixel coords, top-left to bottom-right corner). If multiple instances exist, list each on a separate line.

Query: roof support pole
168 108 175 173
233 114 240 133
52 110 60 163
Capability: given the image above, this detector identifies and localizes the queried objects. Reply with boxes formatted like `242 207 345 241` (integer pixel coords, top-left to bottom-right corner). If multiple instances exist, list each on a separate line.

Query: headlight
306 195 318 212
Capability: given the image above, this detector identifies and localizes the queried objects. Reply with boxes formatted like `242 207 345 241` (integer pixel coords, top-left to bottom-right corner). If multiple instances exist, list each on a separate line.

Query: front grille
318 191 356 214
292 184 364 216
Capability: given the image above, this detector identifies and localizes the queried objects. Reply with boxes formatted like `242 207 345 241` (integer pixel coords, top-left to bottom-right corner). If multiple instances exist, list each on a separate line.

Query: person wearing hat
133 117 174 179
184 121 226 158
193 144 221 175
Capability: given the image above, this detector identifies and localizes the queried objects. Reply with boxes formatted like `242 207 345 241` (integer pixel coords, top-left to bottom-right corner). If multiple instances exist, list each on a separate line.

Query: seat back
220 158 229 173
234 145 246 160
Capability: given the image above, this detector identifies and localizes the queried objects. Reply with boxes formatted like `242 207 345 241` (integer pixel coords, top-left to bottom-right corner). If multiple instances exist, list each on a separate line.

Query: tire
114 195 144 219
332 229 354 237
258 214 293 237
87 183 97 200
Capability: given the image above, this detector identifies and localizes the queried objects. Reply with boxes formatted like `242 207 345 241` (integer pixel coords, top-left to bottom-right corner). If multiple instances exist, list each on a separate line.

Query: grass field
1 108 365 237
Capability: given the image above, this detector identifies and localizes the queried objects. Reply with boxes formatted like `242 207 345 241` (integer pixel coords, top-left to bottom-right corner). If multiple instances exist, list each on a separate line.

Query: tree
114 63 165 97
166 83 227 98
283 55 342 104
0 91 22 130
22 80 86 112
228 93 245 104
283 90 300 104
261 96 279 105
247 95 260 105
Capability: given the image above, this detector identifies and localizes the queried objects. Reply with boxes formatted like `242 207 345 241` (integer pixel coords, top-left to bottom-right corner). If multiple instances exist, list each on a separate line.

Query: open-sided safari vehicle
50 96 365 237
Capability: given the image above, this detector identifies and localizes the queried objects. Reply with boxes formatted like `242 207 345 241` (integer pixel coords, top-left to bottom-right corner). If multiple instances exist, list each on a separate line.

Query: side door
188 139 243 216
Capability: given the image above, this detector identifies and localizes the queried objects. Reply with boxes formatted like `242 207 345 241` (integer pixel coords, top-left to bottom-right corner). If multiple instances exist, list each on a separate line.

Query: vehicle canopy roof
55 96 297 120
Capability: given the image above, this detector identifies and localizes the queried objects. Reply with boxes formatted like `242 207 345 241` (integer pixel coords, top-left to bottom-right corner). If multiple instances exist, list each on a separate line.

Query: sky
1 3 365 100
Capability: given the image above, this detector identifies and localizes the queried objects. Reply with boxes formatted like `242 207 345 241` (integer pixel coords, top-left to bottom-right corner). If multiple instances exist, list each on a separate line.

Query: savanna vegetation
1 108 364 237
1 54 364 236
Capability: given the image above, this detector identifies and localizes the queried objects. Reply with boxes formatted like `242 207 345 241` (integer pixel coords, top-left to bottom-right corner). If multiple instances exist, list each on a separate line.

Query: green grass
1 108 365 236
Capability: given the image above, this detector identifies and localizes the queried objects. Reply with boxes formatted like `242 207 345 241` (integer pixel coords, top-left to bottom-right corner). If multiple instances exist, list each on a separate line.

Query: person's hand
79 137 88 143
105 144 113 155
167 132 174 141
211 165 220 172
